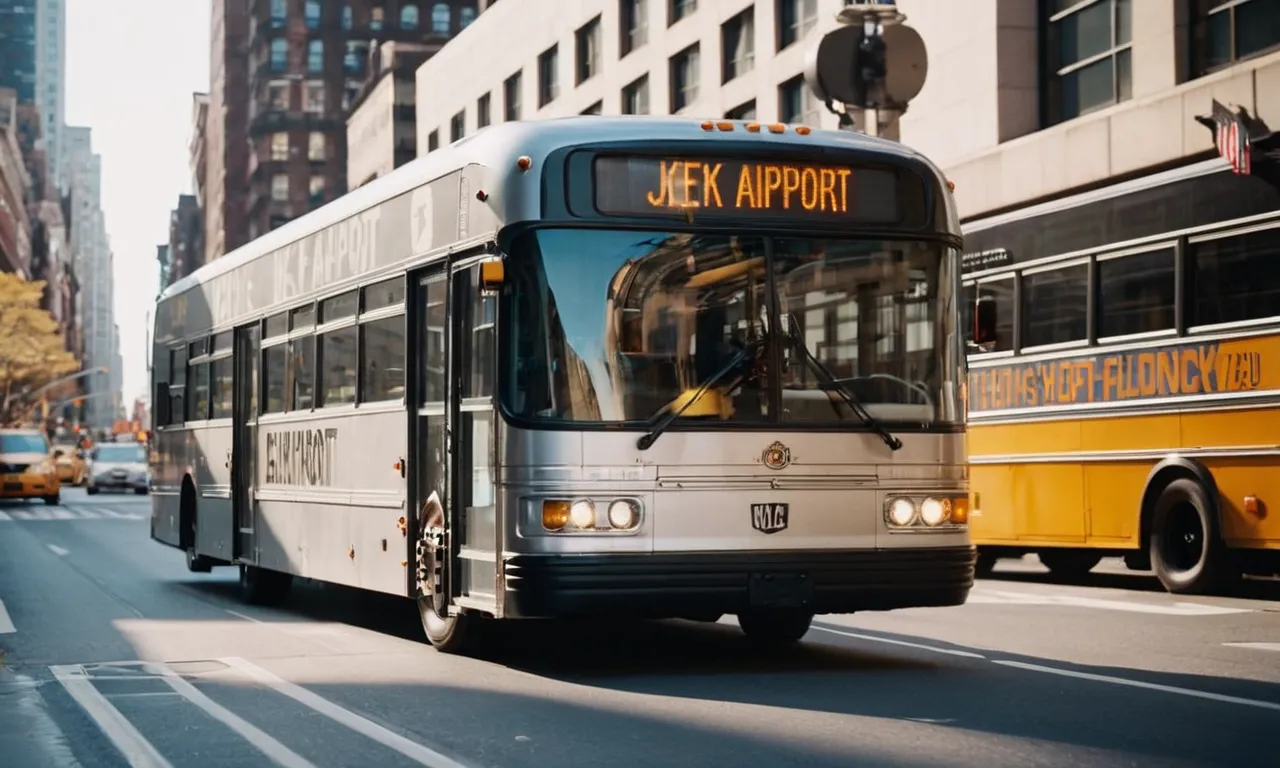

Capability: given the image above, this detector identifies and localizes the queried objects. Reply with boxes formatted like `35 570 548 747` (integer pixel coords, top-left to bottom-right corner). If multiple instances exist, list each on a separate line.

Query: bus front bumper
502 546 976 619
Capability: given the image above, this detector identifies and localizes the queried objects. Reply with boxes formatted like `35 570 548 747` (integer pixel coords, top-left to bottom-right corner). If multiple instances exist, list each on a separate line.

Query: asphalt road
2 488 1279 768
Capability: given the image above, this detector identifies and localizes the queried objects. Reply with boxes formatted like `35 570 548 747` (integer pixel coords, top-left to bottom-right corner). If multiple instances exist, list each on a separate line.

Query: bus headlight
607 500 639 529
884 494 968 531
887 497 916 527
569 500 596 529
538 497 643 533
920 498 947 526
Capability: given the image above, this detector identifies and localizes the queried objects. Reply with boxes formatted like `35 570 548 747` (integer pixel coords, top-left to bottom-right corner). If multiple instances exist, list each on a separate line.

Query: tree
0 272 79 424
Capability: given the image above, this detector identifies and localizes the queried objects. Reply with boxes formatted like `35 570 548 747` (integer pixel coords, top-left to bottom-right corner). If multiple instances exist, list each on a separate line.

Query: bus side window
974 296 998 345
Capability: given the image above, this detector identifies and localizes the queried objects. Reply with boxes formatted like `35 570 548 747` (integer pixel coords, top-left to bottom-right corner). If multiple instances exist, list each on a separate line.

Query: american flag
1209 99 1252 175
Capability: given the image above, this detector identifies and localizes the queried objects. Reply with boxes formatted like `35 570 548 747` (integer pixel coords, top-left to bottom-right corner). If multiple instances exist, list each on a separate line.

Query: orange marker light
745 122 761 133
949 496 970 525
794 125 812 135
767 123 786 134
516 155 532 171
715 121 734 131
700 121 714 131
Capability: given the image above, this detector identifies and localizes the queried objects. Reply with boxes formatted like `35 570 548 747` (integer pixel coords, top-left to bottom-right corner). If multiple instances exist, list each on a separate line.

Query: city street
1 489 1277 768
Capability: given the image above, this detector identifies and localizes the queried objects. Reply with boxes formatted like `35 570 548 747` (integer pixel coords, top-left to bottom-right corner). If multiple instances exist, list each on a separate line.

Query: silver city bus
150 116 974 654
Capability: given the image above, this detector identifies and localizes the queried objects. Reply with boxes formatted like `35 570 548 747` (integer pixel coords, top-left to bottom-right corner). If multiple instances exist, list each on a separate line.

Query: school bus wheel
1147 477 1232 595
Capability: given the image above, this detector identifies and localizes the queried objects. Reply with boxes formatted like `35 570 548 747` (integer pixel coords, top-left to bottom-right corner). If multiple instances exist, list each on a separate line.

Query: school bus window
210 358 234 419
187 362 210 421
319 326 358 406
320 290 358 322
290 304 316 330
364 276 406 312
212 332 233 353
288 335 316 410
361 315 406 402
966 277 1014 353
1190 225 1280 326
1023 263 1087 347
265 312 288 339
263 344 287 413
1097 247 1175 338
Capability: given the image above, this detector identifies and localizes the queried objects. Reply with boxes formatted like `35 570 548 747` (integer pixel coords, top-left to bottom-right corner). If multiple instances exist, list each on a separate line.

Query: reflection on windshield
506 229 960 428
0 434 49 454
95 445 147 463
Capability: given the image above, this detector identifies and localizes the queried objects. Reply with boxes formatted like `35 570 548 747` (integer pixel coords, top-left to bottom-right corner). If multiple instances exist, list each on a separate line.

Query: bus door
232 322 260 563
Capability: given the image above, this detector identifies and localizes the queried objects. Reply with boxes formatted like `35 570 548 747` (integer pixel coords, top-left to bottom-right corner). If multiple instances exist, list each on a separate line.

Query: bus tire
737 609 813 647
1149 478 1230 595
1038 549 1102 579
417 598 480 654
181 479 212 574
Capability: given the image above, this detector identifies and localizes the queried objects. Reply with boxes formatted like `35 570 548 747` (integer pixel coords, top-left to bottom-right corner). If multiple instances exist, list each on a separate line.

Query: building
155 244 172 293
414 0 836 152
189 92 209 207
34 0 65 190
346 40 436 188
205 0 250 265
0 87 32 276
166 193 203 288
0 1 37 104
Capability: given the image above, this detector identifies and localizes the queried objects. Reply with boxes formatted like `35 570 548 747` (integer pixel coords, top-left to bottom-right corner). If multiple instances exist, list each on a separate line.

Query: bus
962 158 1280 594
150 115 973 653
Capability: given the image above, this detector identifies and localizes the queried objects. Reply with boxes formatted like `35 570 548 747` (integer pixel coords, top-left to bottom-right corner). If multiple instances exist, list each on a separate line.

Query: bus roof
159 116 946 305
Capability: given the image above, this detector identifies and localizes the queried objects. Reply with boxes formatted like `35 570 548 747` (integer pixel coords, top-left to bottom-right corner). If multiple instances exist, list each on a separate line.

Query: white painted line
812 626 987 659
46 544 70 556
11 510 33 520
49 664 173 768
968 589 1252 616
0 510 11 521
1223 642 1280 652
0 598 15 634
75 508 101 519
50 508 75 520
219 656 473 768
98 508 130 519
150 662 315 768
224 609 264 624
994 659 1280 712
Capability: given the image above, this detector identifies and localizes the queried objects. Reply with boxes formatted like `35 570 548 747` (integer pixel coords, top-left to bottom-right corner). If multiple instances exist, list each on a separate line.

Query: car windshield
95 444 147 463
0 434 49 454
505 228 962 428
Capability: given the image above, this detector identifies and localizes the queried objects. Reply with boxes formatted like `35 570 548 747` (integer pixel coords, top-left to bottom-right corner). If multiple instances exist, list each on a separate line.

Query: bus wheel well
1140 459 1219 551
179 475 197 550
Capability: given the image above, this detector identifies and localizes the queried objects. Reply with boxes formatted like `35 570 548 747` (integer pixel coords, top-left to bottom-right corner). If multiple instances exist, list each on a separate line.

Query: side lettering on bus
968 339 1269 412
264 428 339 486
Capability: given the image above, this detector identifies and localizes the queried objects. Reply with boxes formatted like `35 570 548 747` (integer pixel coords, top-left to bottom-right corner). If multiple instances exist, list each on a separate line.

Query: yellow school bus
961 160 1280 594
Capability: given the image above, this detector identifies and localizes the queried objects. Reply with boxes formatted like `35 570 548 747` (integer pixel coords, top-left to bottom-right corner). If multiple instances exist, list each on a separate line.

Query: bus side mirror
974 296 998 345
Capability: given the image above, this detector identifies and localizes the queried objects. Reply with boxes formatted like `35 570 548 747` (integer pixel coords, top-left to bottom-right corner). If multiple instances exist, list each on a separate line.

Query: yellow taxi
50 441 87 486
0 428 62 504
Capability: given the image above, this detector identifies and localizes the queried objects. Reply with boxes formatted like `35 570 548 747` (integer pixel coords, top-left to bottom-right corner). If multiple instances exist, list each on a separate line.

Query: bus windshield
505 228 962 428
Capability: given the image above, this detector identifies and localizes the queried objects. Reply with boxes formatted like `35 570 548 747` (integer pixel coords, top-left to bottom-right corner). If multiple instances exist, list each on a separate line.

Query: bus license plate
748 572 813 609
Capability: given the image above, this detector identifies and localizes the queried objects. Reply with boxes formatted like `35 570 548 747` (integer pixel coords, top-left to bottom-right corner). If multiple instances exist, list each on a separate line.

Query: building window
1042 0 1132 125
342 5 352 29
308 132 326 161
576 16 602 85
504 71 522 119
721 8 754 83
307 40 324 73
669 0 695 25
477 92 491 128
450 110 466 141
305 0 321 29
777 0 816 51
778 74 818 124
269 39 288 71
726 99 756 120
270 0 286 27
669 44 699 112
620 0 648 57
428 129 439 151
304 81 325 113
267 80 290 110
271 174 289 202
622 74 649 114
371 6 385 30
461 5 476 27
538 45 559 107
345 41 366 73
401 4 419 29
432 2 450 33
582 101 603 115
1191 0 1280 76
270 133 289 161
309 175 326 204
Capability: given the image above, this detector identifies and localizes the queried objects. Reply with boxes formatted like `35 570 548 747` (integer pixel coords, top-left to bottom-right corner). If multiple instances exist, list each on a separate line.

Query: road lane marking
149 662 316 768
0 510 11 521
993 659 1280 712
50 508 75 520
49 664 173 768
1223 642 1280 652
967 589 1253 616
46 544 69 556
812 626 987 659
0 599 15 633
220 656 474 768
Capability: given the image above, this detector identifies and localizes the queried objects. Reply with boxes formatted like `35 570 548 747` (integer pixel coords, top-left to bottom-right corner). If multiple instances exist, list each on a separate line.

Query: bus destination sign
592 155 908 224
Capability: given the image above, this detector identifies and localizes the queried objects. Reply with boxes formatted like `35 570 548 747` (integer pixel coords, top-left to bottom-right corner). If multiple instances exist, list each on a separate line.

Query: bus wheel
1038 549 1102 579
1149 478 1230 595
416 598 480 654
737 609 813 647
239 565 292 605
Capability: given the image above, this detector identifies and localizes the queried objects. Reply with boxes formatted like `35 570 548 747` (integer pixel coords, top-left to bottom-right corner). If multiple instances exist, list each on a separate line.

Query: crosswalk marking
967 588 1253 616
0 505 144 522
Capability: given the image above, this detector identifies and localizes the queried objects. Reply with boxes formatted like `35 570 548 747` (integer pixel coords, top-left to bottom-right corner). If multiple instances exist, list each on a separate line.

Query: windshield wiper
786 323 903 451
636 337 764 451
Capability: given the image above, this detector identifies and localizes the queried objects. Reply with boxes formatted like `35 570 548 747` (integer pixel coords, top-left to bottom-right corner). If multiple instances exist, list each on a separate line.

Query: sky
64 0 210 407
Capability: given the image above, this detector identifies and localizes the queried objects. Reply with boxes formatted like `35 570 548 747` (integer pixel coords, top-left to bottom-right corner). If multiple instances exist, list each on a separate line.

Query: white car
86 442 151 495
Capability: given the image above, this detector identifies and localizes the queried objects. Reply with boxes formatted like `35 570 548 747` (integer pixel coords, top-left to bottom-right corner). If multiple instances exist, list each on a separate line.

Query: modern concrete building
345 41 436 188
